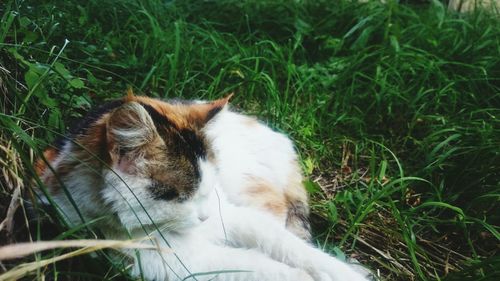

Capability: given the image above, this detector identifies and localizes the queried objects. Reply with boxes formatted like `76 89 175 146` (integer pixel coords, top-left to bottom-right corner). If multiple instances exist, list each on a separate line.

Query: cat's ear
188 93 233 127
106 102 159 163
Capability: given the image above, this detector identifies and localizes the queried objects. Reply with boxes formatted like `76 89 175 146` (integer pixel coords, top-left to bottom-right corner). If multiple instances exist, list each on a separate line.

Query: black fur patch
205 106 223 122
69 99 124 137
167 128 205 179
178 129 206 160
138 102 175 129
55 99 124 149
286 201 311 240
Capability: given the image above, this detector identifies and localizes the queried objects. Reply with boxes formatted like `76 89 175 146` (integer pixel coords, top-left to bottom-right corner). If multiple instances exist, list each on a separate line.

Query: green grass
1 0 499 280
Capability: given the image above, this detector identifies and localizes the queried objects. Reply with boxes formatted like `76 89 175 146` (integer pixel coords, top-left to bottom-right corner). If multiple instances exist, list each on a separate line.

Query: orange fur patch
74 115 111 164
35 148 59 176
246 178 288 219
124 94 231 130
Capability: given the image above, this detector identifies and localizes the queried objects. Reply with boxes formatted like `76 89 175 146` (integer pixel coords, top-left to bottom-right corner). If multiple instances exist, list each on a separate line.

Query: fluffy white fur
43 104 369 281
206 110 299 211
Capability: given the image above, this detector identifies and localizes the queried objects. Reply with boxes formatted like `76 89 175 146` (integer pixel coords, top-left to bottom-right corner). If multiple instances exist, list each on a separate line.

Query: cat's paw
303 256 369 281
320 262 369 281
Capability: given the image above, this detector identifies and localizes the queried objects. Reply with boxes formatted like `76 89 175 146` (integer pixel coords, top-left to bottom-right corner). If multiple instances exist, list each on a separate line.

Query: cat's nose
198 214 209 222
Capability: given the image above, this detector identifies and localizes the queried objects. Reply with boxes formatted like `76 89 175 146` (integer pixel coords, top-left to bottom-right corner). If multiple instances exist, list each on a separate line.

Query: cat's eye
149 181 179 201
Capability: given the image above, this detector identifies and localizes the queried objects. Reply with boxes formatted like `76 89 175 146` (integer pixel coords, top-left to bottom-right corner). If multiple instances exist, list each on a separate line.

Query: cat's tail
284 173 312 241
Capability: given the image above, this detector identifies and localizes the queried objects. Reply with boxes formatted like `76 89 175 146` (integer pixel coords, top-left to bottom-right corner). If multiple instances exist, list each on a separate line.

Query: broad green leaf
24 69 39 90
69 78 85 89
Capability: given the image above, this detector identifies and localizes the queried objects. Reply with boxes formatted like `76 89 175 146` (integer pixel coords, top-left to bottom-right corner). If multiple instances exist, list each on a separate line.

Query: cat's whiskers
156 221 180 233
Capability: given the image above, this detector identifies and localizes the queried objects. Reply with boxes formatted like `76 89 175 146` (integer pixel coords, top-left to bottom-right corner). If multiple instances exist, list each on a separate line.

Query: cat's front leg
131 237 314 281
181 246 315 281
209 204 369 281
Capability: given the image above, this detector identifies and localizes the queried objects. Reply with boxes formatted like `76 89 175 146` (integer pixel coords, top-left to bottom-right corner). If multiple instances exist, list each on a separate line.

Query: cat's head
41 94 231 233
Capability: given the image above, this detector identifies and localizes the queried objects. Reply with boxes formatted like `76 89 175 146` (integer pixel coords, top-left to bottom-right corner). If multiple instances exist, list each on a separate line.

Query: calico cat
36 93 368 281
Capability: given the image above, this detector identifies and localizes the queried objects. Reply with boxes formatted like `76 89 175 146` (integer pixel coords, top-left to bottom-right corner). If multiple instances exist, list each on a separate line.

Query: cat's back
206 110 296 191
205 109 311 240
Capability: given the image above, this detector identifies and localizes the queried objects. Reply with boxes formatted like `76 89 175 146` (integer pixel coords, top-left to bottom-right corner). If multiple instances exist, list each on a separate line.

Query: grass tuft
1 0 499 280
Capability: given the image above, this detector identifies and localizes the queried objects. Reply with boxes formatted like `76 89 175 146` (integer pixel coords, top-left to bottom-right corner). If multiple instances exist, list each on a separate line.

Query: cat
36 92 368 281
